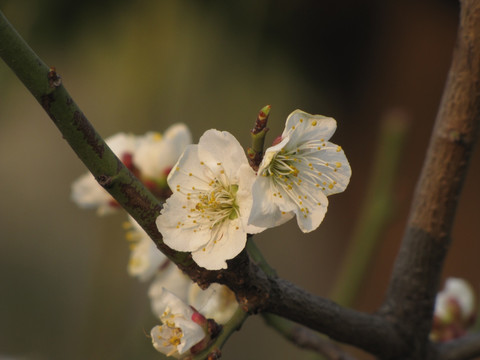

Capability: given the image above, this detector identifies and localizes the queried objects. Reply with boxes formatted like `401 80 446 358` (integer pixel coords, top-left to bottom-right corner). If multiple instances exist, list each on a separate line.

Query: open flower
156 129 263 270
150 289 206 358
71 124 191 215
189 283 238 325
71 132 138 215
248 110 351 233
134 124 192 180
149 264 193 313
125 216 168 282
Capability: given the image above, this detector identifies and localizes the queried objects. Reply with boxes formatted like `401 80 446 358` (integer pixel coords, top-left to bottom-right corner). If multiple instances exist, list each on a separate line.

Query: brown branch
437 333 480 360
263 313 358 360
262 278 406 359
380 0 480 358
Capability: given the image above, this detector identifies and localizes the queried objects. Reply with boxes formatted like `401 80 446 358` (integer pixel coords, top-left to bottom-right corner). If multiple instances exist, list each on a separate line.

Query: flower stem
330 109 409 307
191 306 249 360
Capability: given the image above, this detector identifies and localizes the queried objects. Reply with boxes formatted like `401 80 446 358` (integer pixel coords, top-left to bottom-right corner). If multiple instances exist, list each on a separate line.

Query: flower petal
197 129 249 181
191 218 247 270
167 145 211 191
156 192 212 252
283 110 337 144
248 175 295 229
71 172 113 215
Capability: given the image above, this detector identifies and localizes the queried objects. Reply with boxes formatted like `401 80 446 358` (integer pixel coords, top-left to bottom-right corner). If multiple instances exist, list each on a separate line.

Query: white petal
71 172 113 214
445 278 475 319
188 283 238 324
293 192 329 233
283 110 337 144
149 265 192 317
312 141 351 196
134 125 192 179
248 175 295 228
127 217 167 281
236 164 267 234
156 288 194 318
167 145 211 191
150 288 205 357
192 219 247 270
156 192 212 252
197 130 249 181
164 123 193 149
174 317 205 354
105 132 138 155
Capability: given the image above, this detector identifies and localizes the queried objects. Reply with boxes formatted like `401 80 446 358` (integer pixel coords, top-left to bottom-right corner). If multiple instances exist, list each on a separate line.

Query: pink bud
272 135 283 146
121 153 134 170
191 310 207 326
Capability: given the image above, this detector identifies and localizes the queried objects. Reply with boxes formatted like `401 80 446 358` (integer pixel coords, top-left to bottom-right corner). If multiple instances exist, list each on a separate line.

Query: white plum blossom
434 277 475 322
134 124 192 180
248 110 351 233
148 262 238 325
71 132 138 215
125 216 167 282
150 289 205 358
149 264 193 314
71 124 192 215
156 129 263 270
189 283 238 325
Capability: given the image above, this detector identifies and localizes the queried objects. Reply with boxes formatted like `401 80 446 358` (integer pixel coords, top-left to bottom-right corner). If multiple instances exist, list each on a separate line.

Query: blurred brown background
1 0 478 359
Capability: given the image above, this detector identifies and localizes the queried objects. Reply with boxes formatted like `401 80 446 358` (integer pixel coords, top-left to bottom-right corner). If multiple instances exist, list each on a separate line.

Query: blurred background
1 0 479 359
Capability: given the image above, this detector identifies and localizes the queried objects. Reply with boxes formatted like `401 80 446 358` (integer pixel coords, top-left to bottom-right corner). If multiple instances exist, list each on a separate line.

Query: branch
380 0 480 356
0 9 407 358
248 238 357 359
437 333 480 360
263 313 357 360
264 277 405 359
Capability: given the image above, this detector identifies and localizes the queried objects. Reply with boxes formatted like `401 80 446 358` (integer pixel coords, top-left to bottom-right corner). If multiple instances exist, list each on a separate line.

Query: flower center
157 309 185 355
260 138 343 218
174 166 241 235
195 181 239 224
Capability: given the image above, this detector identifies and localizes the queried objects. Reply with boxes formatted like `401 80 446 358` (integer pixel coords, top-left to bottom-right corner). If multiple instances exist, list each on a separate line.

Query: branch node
47 66 62 88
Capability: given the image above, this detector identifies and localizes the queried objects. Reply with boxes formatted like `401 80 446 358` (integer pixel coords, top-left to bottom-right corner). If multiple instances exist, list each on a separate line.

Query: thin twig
263 313 357 360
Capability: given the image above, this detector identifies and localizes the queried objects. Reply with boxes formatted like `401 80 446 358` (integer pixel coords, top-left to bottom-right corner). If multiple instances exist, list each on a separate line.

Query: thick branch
380 0 480 357
264 278 406 359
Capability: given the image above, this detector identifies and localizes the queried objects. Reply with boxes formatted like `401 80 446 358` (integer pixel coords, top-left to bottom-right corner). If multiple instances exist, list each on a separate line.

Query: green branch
0 9 192 267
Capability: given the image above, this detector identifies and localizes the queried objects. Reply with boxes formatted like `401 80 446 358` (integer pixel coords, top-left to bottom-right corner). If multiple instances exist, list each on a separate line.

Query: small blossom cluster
156 109 351 270
72 123 239 358
72 124 192 214
72 109 352 357
431 277 476 342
